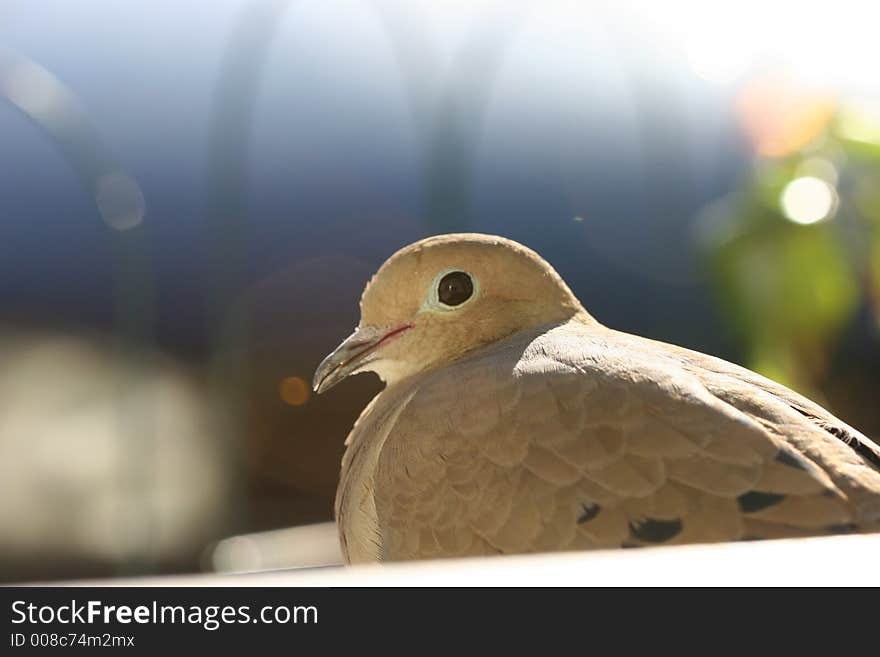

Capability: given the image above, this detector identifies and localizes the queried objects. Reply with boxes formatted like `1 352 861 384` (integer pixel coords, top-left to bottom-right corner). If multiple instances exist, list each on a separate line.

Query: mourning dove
313 234 880 563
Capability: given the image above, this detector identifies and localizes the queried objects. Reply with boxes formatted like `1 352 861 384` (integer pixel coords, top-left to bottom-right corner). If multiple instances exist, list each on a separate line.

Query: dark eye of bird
437 271 473 306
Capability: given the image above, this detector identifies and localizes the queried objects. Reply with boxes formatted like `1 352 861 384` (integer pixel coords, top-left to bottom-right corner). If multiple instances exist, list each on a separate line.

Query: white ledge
47 533 880 587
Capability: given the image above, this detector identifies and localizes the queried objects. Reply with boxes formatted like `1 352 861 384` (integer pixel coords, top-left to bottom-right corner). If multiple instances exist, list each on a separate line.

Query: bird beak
312 323 414 394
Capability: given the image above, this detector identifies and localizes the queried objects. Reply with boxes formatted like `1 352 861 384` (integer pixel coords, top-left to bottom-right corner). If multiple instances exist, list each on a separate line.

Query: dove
313 233 880 563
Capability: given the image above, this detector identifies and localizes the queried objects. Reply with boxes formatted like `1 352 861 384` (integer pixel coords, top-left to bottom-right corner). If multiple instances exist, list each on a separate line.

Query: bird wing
369 322 880 561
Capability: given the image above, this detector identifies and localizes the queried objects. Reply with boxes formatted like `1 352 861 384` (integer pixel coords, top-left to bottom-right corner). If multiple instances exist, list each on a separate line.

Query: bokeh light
279 376 310 407
95 171 146 231
737 74 836 158
780 176 837 225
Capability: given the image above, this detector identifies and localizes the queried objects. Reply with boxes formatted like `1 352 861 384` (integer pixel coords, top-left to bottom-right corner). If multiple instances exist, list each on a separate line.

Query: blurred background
1 0 879 582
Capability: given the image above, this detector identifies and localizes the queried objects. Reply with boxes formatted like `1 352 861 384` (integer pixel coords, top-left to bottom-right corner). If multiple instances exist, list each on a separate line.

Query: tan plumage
313 233 880 563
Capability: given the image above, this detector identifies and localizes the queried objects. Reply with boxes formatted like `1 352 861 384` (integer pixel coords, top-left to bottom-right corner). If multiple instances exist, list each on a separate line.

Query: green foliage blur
700 94 880 404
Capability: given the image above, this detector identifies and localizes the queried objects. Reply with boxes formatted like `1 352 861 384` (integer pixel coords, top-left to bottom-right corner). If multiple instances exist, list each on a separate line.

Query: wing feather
345 322 880 561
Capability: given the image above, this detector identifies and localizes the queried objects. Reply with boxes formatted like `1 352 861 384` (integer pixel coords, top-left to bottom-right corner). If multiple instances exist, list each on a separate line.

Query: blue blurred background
1 0 879 581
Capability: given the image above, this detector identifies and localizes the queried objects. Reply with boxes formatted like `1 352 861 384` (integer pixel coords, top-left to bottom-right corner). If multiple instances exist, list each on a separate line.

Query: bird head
312 233 591 393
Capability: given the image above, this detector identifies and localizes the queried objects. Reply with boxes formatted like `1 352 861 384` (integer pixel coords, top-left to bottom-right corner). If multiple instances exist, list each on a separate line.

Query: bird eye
437 271 474 307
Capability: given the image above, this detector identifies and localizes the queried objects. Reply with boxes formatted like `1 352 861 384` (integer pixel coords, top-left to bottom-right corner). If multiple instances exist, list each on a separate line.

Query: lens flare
780 176 837 225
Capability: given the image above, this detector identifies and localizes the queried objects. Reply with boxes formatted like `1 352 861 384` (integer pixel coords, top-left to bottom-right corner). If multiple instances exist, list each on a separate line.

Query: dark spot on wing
737 491 786 512
629 518 682 543
577 503 601 524
826 523 858 534
775 448 811 471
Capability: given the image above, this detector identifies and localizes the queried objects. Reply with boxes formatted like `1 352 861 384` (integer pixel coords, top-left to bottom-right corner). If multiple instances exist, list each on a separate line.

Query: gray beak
312 324 412 394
